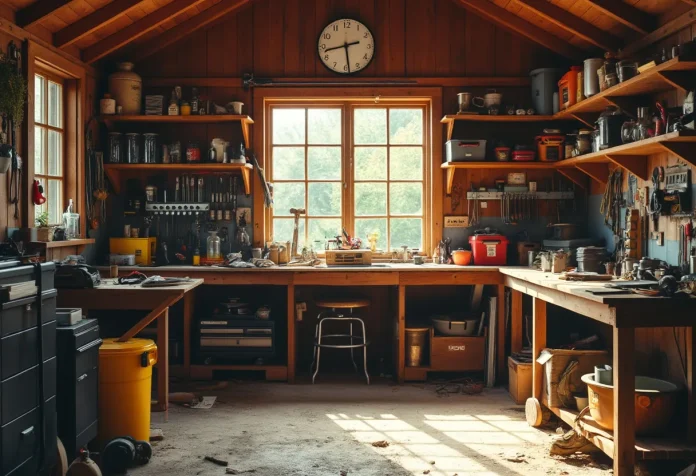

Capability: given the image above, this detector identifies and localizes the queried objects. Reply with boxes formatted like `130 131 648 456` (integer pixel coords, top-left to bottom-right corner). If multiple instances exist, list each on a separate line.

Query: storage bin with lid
530 68 562 115
445 140 487 162
558 66 582 110
468 232 509 265
536 134 565 161
98 338 157 444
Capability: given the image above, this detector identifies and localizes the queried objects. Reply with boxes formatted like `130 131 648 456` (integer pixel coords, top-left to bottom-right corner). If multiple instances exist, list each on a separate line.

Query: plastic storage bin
530 68 562 115
558 66 582 110
468 233 509 265
445 140 487 162
98 338 157 444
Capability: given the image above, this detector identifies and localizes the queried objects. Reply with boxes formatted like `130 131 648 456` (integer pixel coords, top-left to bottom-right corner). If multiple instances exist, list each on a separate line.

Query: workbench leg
155 309 169 416
532 298 547 401
613 327 635 476
182 290 194 378
510 289 523 354
397 285 406 384
497 285 506 380
287 284 295 384
688 326 696 443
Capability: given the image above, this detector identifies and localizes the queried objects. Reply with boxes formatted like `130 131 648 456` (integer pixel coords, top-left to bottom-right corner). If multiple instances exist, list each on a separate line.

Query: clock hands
324 40 360 53
344 44 351 73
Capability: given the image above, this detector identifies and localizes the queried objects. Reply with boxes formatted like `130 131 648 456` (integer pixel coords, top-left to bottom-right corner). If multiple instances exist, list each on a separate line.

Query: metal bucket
405 328 429 367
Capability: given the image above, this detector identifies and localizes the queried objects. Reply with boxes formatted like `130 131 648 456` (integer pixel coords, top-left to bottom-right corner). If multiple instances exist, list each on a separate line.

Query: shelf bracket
241 119 252 149
569 113 596 128
575 163 609 185
445 166 456 195
555 167 587 189
241 165 252 195
445 120 454 142
105 169 121 194
659 142 696 167
657 72 696 93
605 155 649 181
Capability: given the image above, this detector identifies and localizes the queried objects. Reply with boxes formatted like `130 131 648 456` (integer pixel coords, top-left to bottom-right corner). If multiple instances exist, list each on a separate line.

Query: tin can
186 142 201 163
145 185 157 202
123 224 131 238
110 265 119 278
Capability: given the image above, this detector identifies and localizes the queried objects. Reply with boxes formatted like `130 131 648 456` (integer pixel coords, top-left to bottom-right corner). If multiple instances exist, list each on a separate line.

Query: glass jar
616 60 638 83
621 119 637 144
186 142 201 163
180 101 191 116
108 132 123 163
634 107 654 141
605 72 619 88
125 133 140 163
591 129 601 152
170 141 182 163
207 231 221 259
576 129 593 155
143 133 158 163
565 134 576 158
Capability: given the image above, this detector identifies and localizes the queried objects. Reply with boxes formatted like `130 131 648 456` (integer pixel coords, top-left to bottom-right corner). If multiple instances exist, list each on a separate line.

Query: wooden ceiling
2 0 695 64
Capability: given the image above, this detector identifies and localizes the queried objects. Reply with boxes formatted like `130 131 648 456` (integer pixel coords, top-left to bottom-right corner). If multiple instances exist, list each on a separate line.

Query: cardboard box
537 348 609 408
508 356 532 405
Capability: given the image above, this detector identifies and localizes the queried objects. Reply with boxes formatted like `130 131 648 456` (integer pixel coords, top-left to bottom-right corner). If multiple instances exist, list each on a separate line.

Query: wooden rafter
131 0 253 62
584 0 655 35
54 0 146 48
452 0 583 60
16 0 72 28
514 0 622 52
82 0 209 64
622 7 696 57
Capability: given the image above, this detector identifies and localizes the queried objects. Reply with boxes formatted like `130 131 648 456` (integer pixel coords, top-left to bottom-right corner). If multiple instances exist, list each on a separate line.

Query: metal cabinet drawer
1 357 56 425
1 396 56 475
0 292 57 337
1 321 56 380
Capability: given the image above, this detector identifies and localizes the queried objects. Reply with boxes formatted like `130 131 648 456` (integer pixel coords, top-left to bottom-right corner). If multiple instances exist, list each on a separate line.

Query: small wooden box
508 356 532 404
430 329 485 372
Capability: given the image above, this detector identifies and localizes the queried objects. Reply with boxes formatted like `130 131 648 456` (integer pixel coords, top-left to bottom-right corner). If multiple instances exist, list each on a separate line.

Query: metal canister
690 255 696 275
145 185 157 202
583 58 603 98
186 142 201 163
528 251 537 268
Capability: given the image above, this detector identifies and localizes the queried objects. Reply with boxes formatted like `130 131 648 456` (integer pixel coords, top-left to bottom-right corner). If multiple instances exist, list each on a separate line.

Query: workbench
500 267 696 476
56 279 203 413
105 264 505 384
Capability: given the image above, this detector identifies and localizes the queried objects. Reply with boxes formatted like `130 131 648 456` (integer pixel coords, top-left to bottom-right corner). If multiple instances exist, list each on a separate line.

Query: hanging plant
0 54 27 126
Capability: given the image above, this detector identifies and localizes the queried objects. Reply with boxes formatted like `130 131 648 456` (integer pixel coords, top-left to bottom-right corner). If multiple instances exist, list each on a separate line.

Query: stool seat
315 299 370 309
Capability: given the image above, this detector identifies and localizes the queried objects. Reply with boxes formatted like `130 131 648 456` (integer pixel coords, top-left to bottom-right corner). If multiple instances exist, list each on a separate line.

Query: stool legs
312 318 324 384
349 321 358 372
359 318 369 385
312 313 369 385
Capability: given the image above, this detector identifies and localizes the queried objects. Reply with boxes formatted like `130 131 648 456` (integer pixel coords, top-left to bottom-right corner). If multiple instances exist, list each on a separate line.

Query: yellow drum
98 338 157 444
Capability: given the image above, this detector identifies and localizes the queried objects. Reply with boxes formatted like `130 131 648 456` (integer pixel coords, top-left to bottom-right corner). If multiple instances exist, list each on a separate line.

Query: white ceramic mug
231 101 244 114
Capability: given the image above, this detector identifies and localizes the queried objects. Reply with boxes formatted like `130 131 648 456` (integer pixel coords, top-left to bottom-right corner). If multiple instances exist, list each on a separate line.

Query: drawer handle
77 373 88 382
21 426 35 438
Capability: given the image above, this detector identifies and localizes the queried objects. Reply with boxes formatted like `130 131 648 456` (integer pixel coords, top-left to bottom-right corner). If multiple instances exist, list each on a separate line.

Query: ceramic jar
108 62 142 115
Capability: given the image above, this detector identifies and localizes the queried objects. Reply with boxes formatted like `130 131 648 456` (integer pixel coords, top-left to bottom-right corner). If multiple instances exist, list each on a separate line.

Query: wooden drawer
430 330 485 372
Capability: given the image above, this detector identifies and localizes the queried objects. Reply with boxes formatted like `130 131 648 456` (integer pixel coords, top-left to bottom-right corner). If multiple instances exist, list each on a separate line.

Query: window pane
354 147 386 181
272 108 305 144
354 108 386 144
34 75 44 123
390 183 422 215
390 109 422 144
308 182 341 216
48 81 62 128
355 218 387 250
48 130 62 176
355 182 387 216
272 182 305 216
308 219 341 246
308 147 341 180
390 147 422 180
390 218 422 249
308 109 341 145
273 147 304 180
34 126 45 174
273 218 304 248
48 179 62 225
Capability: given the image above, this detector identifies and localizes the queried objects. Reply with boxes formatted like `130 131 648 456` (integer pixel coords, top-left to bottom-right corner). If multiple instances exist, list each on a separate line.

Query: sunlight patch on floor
327 413 535 476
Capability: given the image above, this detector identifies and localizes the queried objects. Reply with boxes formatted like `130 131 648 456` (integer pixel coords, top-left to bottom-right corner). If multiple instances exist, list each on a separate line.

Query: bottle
191 88 199 114
193 248 200 266
207 231 221 259
63 199 79 239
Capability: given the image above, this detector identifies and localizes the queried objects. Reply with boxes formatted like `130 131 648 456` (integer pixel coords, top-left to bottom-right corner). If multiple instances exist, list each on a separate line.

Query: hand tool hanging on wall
5 41 22 220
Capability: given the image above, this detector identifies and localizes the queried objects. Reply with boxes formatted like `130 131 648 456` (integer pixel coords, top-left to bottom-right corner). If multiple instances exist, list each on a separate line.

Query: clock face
318 19 374 74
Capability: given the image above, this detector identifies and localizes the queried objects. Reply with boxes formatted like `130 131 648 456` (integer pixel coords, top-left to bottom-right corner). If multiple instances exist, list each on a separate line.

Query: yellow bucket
98 338 157 444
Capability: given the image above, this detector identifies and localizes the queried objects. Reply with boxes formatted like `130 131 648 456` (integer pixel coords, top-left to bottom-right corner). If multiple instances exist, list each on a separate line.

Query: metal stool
311 299 370 384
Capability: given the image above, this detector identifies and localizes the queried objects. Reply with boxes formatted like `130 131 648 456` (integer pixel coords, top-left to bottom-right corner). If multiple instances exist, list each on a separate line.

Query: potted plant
35 211 54 242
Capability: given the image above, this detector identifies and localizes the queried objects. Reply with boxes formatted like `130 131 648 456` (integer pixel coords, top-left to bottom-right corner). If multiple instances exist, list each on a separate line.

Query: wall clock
318 19 374 74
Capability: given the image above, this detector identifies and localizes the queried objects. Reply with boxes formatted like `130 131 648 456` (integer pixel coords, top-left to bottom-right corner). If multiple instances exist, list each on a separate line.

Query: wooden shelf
104 163 253 195
555 57 696 123
441 114 563 141
99 114 254 149
549 405 696 461
442 162 556 194
557 130 696 182
30 238 95 249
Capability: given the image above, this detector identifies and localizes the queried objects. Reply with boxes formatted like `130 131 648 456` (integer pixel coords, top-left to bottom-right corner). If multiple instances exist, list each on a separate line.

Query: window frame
259 89 441 255
33 68 65 225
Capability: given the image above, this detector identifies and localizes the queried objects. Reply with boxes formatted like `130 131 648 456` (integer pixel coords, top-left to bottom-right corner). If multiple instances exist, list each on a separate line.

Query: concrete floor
136 378 613 476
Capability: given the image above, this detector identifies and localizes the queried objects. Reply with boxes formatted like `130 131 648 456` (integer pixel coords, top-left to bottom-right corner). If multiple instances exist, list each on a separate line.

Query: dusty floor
135 378 614 476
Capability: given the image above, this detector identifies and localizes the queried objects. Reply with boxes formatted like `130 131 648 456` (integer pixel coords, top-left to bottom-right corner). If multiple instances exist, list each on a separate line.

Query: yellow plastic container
98 338 157 444
109 238 157 266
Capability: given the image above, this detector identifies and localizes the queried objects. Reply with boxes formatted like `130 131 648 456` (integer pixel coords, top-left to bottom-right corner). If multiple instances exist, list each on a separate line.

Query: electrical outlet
651 231 664 246
480 202 488 209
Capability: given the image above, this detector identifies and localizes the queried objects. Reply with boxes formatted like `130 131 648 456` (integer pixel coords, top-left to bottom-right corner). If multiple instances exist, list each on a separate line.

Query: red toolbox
469 231 509 265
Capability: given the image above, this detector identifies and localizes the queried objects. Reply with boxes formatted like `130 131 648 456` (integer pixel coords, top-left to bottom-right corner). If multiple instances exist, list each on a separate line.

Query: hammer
289 208 306 258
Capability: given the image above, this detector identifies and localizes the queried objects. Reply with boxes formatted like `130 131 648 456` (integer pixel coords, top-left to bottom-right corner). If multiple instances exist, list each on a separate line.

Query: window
268 102 426 252
34 72 64 225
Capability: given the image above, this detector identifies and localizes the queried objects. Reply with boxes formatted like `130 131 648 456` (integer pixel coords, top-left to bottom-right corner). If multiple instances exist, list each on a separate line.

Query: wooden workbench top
102 263 502 272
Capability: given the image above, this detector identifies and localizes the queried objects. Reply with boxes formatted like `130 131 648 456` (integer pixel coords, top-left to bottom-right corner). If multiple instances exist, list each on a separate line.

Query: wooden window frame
33 68 65 224
253 87 443 255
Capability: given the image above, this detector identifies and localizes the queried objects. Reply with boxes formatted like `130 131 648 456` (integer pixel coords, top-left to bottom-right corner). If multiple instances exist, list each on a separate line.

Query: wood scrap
149 428 164 441
371 440 390 448
204 456 228 467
